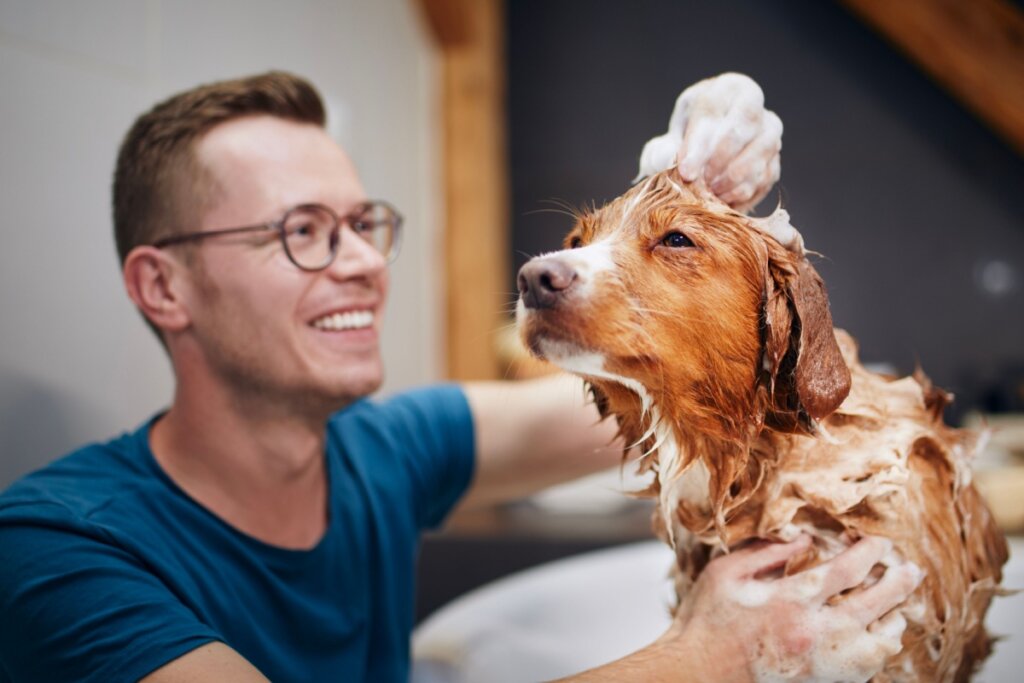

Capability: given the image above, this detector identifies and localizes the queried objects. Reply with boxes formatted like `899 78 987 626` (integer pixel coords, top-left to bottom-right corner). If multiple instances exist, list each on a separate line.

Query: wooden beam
838 0 1024 156
415 0 472 47
418 0 509 380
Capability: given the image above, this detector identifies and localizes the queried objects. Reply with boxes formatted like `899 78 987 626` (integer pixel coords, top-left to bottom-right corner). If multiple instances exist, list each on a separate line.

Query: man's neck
150 374 339 550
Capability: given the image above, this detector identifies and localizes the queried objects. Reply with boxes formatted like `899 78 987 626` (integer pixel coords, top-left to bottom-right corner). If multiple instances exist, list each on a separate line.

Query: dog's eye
569 236 583 249
660 231 694 248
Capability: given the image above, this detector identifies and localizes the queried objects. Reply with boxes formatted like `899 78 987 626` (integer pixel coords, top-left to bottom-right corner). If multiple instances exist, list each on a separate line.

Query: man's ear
122 246 192 335
762 248 850 432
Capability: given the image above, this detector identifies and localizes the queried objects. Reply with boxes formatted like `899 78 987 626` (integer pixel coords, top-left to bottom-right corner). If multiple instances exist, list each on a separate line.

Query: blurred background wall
2 0 1022 484
508 0 1024 420
0 0 442 488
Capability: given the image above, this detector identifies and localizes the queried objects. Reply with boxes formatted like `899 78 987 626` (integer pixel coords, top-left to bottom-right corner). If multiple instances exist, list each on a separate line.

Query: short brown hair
112 71 326 264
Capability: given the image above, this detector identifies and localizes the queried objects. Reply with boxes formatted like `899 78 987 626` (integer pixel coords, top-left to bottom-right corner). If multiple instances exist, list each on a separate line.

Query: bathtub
413 537 1024 682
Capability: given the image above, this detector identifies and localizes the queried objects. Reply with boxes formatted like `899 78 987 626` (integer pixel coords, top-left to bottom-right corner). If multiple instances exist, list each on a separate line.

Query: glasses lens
282 205 338 270
349 202 402 262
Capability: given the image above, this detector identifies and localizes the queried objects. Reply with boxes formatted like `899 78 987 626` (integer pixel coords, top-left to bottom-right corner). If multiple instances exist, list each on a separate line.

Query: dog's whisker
523 207 580 221
513 250 537 262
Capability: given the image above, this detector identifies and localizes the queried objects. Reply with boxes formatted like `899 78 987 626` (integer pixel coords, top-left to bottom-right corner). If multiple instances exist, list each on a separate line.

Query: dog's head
516 170 851 448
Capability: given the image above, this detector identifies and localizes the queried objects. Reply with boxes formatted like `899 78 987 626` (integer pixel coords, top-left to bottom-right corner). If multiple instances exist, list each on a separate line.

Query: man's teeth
312 310 374 331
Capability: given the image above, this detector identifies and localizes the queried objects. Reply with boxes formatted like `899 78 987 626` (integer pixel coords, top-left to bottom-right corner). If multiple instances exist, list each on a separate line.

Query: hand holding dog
668 535 924 682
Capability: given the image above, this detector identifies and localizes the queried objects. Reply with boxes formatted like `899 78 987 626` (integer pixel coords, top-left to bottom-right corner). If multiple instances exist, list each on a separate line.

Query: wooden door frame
417 0 508 381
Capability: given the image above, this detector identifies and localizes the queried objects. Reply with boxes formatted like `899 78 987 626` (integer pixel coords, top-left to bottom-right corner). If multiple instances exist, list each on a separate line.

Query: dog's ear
763 251 851 432
790 259 851 418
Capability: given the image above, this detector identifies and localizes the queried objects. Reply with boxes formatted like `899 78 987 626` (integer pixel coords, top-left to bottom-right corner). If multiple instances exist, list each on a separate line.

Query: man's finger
718 180 758 210
677 117 720 181
868 606 911 645
721 160 777 213
821 610 908 681
701 112 760 184
709 111 782 197
848 562 924 625
722 534 812 579
813 536 893 599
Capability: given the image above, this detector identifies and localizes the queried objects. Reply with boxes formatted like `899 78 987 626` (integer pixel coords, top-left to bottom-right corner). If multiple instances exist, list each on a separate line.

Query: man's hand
669 535 924 683
637 72 783 213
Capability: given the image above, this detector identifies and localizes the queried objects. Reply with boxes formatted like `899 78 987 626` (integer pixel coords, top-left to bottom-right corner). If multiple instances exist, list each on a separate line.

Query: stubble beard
203 327 384 423
188 257 385 423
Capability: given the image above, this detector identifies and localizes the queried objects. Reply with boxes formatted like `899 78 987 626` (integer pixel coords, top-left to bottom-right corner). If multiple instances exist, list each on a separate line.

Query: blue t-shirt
0 385 475 683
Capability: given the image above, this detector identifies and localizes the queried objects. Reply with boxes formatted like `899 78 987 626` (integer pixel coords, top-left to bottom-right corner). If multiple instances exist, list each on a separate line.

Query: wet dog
516 167 1008 681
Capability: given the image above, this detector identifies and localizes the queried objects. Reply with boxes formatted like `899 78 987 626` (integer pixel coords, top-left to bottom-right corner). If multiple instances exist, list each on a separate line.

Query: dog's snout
518 259 578 309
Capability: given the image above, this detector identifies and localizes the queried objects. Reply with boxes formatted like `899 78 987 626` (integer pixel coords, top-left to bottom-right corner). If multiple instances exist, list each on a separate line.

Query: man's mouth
310 310 375 331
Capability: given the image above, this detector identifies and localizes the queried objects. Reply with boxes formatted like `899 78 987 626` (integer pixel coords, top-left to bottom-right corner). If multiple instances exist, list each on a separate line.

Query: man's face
179 115 389 412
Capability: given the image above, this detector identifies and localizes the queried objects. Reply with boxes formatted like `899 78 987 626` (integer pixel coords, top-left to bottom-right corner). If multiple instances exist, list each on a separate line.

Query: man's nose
517 258 578 309
326 227 387 278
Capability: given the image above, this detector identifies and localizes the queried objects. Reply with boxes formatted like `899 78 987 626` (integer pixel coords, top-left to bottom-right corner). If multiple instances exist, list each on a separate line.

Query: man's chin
318 370 384 411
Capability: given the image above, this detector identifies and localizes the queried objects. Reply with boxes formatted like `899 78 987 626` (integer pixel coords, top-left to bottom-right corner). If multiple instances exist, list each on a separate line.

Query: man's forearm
554 625 747 683
459 374 627 510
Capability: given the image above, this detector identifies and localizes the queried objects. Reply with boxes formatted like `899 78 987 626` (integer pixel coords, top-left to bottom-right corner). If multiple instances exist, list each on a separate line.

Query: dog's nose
518 258 578 309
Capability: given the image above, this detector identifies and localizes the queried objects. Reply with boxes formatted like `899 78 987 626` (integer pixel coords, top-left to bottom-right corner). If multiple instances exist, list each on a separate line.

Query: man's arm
459 374 624 510
139 642 269 683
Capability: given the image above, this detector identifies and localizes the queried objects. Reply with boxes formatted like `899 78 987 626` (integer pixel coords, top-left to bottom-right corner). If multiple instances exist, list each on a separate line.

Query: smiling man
0 73 918 682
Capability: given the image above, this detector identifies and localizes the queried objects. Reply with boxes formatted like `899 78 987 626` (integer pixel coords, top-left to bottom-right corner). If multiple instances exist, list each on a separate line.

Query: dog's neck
595 378 783 555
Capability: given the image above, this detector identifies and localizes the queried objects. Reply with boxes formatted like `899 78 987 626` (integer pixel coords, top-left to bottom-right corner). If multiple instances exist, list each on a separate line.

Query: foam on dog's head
749 207 805 255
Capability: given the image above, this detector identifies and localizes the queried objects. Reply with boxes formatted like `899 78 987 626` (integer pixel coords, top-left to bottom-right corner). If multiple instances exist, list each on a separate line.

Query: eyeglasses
152 200 403 271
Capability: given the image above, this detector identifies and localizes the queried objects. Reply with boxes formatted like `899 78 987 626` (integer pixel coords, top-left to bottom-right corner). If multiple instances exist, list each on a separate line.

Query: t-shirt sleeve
381 384 476 530
0 503 221 683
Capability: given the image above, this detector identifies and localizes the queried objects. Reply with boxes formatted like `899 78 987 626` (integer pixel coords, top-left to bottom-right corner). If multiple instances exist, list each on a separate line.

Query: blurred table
416 499 657 623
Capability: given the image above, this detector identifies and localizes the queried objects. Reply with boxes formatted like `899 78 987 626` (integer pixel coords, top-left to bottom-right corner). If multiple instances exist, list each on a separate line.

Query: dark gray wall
507 0 1024 419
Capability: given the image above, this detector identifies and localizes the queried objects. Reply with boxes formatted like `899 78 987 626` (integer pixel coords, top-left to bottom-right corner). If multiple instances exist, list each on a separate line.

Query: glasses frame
151 200 403 271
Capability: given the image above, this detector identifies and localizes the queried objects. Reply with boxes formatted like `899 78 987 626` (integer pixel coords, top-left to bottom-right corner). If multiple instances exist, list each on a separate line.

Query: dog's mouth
516 304 577 361
517 307 648 391
516 293 653 379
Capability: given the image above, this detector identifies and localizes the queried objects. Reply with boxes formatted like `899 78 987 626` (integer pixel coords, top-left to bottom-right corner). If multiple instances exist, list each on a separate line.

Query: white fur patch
622 176 655 227
573 240 616 276
657 429 711 547
532 241 617 300
541 346 649 410
538 337 714 551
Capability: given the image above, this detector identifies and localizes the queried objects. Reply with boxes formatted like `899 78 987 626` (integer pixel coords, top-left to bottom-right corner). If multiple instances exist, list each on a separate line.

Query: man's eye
291 224 314 237
660 231 694 248
351 220 373 234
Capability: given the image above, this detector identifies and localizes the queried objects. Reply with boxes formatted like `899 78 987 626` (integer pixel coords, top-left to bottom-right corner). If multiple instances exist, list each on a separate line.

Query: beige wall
0 0 443 487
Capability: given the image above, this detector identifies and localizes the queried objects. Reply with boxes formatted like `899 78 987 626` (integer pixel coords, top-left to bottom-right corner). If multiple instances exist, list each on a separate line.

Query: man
0 72 918 682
